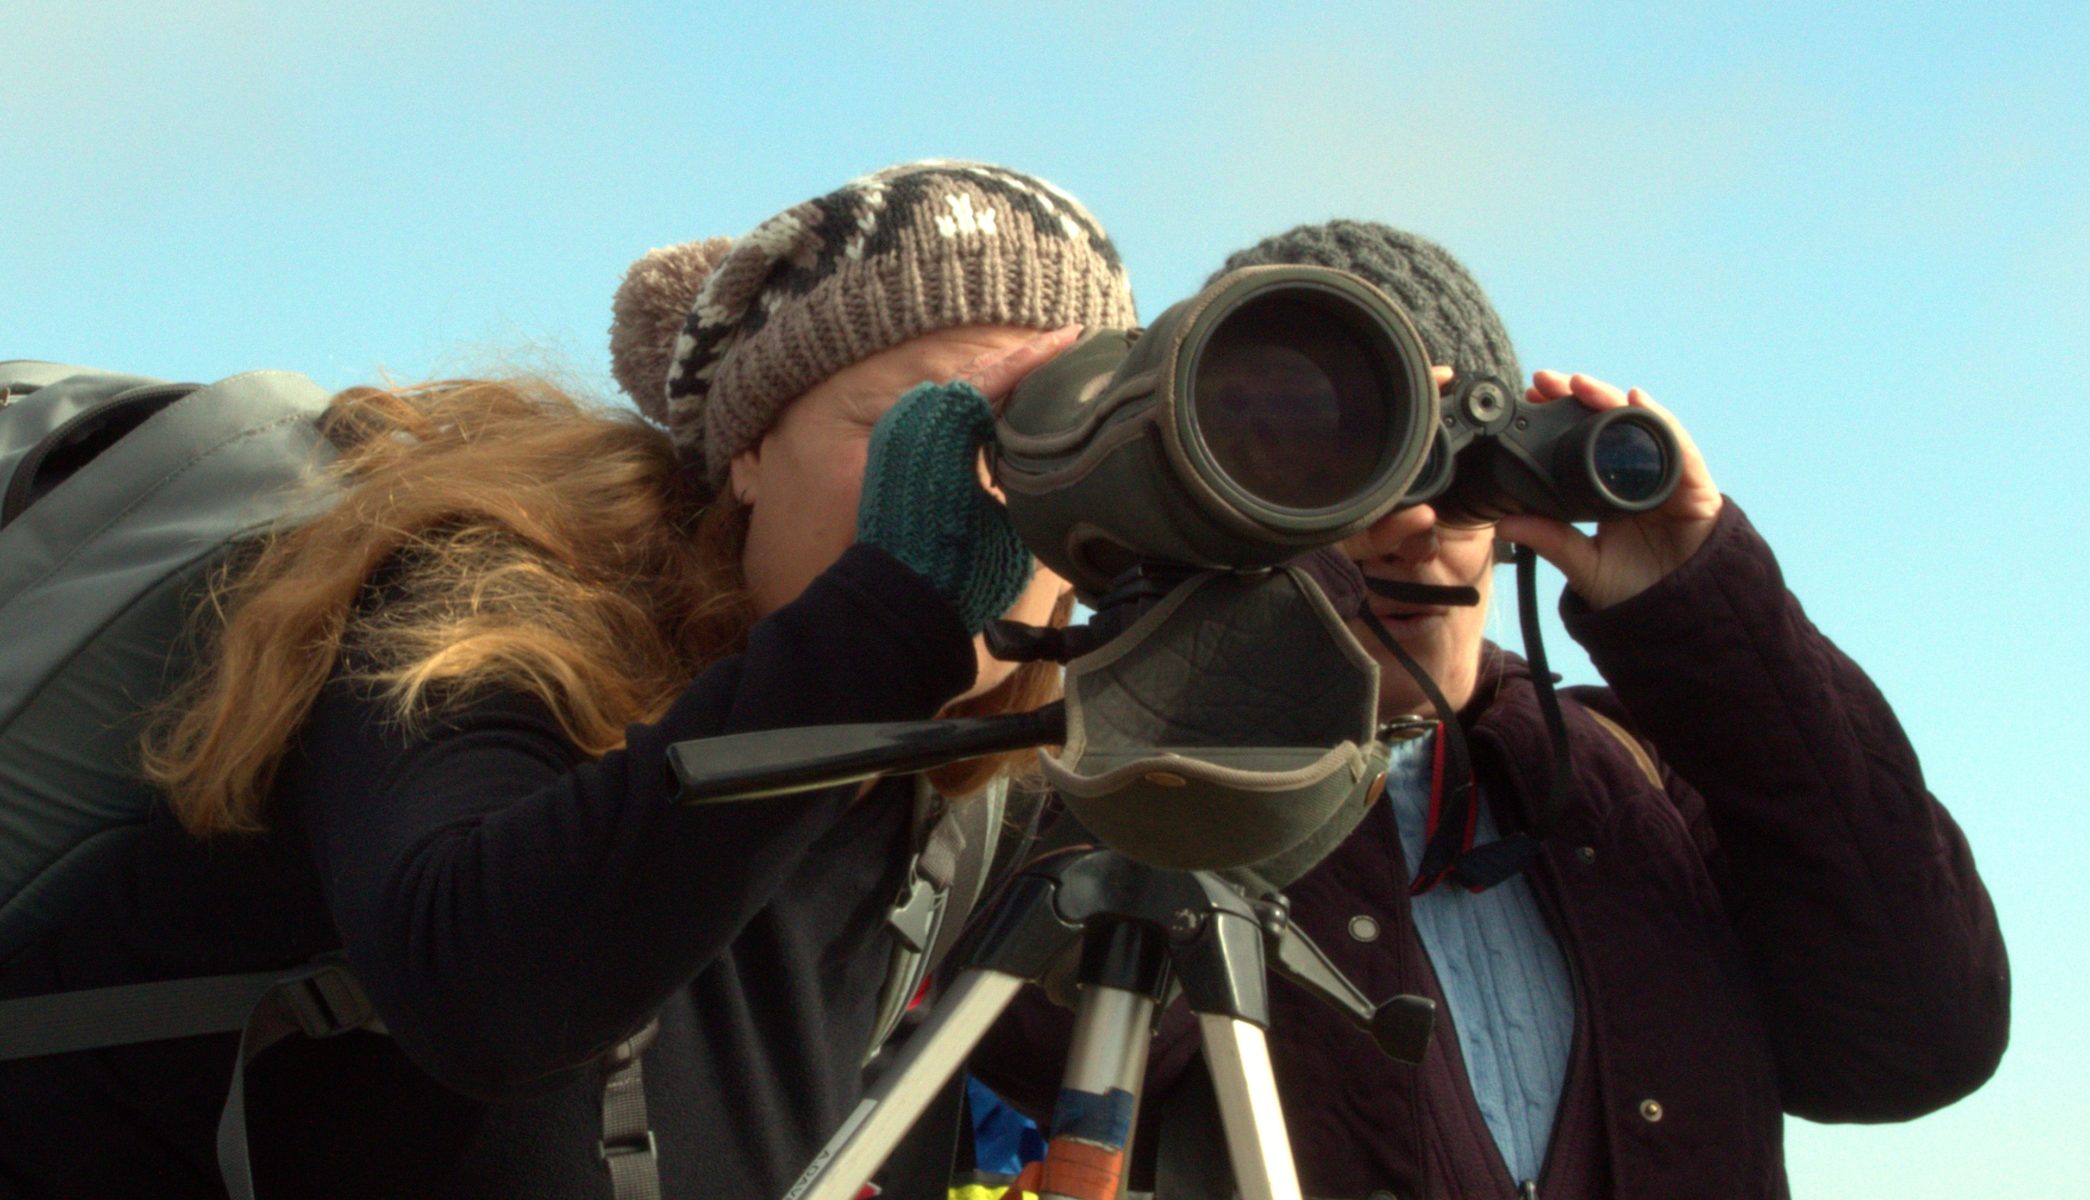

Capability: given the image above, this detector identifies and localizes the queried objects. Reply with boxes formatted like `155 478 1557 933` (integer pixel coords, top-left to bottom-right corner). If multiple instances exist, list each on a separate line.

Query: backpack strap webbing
213 961 379 1200
597 1019 664 1200
863 776 1007 1065
0 957 380 1200
0 961 664 1200
0 961 367 1062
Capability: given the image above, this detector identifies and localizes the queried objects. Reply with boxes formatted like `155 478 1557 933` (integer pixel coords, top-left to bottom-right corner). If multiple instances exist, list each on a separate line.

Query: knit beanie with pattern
610 160 1137 495
1212 220 1521 390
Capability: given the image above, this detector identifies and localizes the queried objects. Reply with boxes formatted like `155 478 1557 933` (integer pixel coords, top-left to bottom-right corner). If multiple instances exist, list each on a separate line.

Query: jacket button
1349 915 1381 942
1576 845 1597 865
1639 1098 1665 1122
1365 1191 1401 1200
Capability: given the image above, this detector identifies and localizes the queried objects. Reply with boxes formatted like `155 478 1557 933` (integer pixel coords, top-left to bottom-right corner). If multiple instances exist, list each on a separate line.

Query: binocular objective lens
1192 295 1396 510
1593 420 1668 503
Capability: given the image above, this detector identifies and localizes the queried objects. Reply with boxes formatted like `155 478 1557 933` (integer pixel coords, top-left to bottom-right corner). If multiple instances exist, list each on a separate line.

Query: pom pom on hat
609 236 733 426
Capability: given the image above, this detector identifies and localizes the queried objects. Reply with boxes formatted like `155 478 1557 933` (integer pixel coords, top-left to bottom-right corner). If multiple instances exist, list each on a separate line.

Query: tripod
670 565 1443 1199
782 846 1436 1200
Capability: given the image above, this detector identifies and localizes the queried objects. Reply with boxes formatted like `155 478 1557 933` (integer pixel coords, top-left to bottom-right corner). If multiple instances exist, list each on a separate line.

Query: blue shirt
1383 730 1575 1187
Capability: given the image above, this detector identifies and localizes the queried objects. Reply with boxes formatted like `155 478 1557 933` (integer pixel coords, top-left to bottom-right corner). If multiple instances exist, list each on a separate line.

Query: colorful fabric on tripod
1022 1085 1134 1200
1384 729 1574 1188
966 1077 1045 1176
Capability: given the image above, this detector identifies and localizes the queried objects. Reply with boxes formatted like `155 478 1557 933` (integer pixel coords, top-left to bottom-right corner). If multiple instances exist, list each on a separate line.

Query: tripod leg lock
1370 994 1438 1066
1174 908 1273 1027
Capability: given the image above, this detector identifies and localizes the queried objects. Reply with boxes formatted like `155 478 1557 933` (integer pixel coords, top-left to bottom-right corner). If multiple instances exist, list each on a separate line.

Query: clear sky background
4 1 2084 1194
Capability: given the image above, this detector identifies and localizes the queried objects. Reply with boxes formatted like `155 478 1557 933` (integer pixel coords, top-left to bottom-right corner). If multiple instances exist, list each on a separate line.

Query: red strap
1409 725 1479 896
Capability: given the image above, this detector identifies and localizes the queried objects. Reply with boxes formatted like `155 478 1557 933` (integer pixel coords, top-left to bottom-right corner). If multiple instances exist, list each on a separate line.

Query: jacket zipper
1521 844 1580 1200
1469 725 1586 1200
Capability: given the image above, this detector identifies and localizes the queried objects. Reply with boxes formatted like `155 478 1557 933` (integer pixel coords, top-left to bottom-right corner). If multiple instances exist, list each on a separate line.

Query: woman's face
1338 501 1498 719
730 325 1065 699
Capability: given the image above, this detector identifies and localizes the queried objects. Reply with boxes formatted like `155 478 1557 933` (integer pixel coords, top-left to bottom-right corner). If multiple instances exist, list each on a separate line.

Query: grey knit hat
611 160 1137 494
1212 220 1520 390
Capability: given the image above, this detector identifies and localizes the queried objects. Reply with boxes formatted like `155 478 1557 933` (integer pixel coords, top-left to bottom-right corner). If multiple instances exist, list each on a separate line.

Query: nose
1341 503 1441 564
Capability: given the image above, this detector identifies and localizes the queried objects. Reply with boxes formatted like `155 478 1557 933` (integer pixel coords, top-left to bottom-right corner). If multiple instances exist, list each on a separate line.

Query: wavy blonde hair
144 377 1066 836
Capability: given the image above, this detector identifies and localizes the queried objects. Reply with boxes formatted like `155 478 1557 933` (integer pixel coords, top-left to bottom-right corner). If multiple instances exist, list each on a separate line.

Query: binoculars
993 265 1682 595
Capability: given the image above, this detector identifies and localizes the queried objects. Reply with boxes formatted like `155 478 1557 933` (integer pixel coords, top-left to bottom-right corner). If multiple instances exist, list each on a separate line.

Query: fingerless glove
857 381 1034 634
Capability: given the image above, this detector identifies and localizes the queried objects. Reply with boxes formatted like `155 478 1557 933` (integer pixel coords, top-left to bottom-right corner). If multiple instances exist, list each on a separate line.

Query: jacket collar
1459 644 1567 836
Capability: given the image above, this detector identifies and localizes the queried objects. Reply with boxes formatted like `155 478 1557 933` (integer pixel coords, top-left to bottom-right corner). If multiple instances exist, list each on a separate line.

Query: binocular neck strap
1360 545 1574 893
1511 544 1577 849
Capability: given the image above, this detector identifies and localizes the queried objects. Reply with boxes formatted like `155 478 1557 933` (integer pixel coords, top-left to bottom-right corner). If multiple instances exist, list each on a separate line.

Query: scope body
993 266 1438 598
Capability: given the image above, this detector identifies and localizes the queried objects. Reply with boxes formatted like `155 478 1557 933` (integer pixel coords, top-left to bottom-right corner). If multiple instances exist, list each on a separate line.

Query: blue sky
4 2 2085 1194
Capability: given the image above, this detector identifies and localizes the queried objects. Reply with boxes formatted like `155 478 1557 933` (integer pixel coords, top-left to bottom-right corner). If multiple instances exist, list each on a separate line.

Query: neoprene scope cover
1042 567 1381 872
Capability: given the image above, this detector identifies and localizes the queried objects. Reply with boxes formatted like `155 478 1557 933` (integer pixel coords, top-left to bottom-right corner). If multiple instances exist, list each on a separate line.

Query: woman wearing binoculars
0 160 1128 1199
972 221 2008 1200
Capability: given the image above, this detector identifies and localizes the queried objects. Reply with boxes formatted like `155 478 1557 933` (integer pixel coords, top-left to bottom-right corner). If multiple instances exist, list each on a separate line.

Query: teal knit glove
857 381 1034 634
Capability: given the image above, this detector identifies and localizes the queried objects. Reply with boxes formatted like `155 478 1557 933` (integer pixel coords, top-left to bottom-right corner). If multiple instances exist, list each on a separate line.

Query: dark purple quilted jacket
972 503 2009 1199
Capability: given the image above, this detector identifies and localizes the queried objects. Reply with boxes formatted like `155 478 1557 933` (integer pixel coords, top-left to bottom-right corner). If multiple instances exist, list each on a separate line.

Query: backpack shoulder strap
1583 707 1663 790
0 959 374 1064
596 1019 664 1200
1 961 665 1200
863 776 1008 1064
929 777 1005 976
0 958 377 1200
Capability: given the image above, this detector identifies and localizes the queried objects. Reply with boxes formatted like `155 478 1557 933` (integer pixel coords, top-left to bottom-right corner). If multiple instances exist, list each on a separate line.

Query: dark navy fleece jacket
0 543 974 1200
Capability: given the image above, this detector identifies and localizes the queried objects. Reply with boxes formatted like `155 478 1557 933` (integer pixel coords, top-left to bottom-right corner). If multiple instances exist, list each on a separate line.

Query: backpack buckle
598 1128 658 1164
278 961 375 1039
887 869 948 955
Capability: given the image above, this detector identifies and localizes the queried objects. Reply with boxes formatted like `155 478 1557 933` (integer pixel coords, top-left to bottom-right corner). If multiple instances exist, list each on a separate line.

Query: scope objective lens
1191 293 1397 510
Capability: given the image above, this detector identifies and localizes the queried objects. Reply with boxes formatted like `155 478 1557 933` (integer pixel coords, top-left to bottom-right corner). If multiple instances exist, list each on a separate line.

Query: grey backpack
0 361 1006 1198
0 361 361 1198
0 361 337 961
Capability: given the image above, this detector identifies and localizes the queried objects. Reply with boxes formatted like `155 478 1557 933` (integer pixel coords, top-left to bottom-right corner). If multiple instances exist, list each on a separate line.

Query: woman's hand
856 327 1082 634
1492 371 1724 609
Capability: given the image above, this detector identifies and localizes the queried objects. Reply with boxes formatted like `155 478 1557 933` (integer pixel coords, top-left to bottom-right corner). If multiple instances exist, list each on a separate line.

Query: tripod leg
1196 1014 1302 1200
1030 982 1158 1200
781 968 1026 1200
